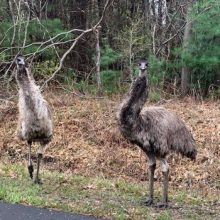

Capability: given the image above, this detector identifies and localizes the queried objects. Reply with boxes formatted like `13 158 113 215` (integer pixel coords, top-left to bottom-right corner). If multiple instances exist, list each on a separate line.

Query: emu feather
117 58 197 207
15 55 52 184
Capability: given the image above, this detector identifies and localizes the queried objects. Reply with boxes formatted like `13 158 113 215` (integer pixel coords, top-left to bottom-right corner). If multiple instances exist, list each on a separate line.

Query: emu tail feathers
170 125 197 160
178 139 197 160
185 141 197 160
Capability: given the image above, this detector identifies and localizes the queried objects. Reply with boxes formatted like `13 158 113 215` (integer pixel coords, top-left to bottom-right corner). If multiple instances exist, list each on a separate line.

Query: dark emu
15 55 53 184
116 58 197 207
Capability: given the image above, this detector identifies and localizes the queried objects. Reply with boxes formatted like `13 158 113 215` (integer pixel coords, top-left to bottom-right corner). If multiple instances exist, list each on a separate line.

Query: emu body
117 59 197 207
15 55 52 184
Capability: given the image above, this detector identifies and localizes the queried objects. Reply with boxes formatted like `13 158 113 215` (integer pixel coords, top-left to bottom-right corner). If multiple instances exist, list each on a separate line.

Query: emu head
15 55 29 81
138 58 148 76
16 55 25 67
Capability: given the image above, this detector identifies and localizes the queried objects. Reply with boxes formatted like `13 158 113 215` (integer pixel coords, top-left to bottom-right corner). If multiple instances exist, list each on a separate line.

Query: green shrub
0 18 72 59
100 44 121 68
149 89 161 102
148 55 165 87
178 0 220 96
100 70 122 95
33 60 58 80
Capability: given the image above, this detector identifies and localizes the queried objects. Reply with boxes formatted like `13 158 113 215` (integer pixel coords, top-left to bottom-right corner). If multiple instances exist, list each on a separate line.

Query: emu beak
140 63 147 71
139 67 148 77
138 59 148 76
18 59 25 66
16 55 25 66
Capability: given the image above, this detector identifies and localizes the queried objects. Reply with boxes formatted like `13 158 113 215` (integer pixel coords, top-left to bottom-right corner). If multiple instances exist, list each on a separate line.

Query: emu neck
118 74 148 128
16 67 37 111
16 68 32 89
139 69 146 77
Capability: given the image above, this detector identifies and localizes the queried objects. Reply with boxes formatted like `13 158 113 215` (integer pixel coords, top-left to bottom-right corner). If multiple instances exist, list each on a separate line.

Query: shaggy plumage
117 58 197 207
15 55 52 184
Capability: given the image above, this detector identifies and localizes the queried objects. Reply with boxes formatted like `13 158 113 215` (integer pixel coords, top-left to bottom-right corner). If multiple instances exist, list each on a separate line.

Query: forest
0 0 219 97
0 0 220 219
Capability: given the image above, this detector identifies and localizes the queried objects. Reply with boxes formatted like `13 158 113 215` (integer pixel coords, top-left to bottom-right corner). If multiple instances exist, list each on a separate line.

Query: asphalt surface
0 201 103 220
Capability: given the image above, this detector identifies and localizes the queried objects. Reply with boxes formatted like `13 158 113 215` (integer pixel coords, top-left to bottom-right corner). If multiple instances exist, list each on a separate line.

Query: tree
115 18 150 81
181 1 193 96
181 0 220 96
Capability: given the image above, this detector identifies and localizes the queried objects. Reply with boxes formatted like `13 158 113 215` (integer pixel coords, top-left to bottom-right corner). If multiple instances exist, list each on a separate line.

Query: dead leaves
0 94 219 194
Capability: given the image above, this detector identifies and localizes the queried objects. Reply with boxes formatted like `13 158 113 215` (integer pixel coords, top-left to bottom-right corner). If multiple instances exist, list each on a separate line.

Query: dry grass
0 91 220 198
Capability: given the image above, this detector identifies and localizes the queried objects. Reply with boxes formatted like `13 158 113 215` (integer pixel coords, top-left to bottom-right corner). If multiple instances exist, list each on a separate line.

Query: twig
56 84 105 100
41 0 113 89
0 28 87 56
156 5 212 55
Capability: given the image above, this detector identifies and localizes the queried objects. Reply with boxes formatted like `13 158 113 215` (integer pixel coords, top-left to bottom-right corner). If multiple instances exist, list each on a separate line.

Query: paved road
0 201 103 220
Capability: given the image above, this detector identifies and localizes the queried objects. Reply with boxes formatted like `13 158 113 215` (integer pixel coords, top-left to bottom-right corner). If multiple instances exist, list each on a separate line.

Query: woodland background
0 0 219 98
0 0 220 219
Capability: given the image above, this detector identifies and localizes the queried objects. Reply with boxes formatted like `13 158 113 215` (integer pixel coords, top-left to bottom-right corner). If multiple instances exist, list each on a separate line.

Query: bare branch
156 22 187 56
156 5 212 56
41 0 113 89
0 27 87 56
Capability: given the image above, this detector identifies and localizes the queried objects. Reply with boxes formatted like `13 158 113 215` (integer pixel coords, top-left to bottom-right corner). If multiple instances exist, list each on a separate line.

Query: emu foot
28 165 34 179
141 197 154 206
156 202 169 208
34 178 43 185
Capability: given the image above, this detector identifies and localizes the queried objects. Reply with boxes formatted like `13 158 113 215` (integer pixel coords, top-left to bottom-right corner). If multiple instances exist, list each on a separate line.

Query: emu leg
27 141 33 179
144 155 156 206
34 145 44 184
158 158 169 208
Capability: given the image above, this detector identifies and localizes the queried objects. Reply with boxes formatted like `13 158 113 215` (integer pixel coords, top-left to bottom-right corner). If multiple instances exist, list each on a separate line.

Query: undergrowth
0 162 219 220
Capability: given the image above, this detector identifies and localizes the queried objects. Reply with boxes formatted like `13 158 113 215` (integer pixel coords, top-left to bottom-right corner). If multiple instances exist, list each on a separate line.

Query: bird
116 58 197 207
15 55 53 184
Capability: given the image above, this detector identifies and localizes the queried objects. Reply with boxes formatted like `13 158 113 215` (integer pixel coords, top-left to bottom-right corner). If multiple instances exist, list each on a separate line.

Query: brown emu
116 58 197 207
15 55 53 184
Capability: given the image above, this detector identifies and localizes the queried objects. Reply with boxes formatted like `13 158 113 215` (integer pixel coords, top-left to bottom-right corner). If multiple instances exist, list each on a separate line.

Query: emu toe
34 178 43 185
156 202 169 208
142 197 154 206
28 165 34 179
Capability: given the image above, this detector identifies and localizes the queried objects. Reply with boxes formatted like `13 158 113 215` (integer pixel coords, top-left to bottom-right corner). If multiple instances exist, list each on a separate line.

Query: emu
15 55 53 184
116 58 197 207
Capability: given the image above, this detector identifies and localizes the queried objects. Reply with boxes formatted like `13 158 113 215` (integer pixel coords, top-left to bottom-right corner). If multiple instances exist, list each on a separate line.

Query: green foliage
148 55 165 86
95 43 122 95
61 68 76 84
144 56 165 102
0 17 73 80
0 162 216 219
180 0 220 95
78 70 122 96
115 18 151 66
149 89 161 102
33 60 58 79
0 18 72 59
156 212 173 220
0 1 10 21
100 70 121 95
100 44 121 68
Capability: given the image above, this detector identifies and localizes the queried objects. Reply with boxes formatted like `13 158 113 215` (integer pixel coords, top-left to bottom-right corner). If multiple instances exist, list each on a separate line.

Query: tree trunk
130 0 135 18
95 27 102 95
181 4 192 96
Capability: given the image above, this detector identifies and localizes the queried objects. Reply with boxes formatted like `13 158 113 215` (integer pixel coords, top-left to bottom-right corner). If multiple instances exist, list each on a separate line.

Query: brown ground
0 90 220 196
